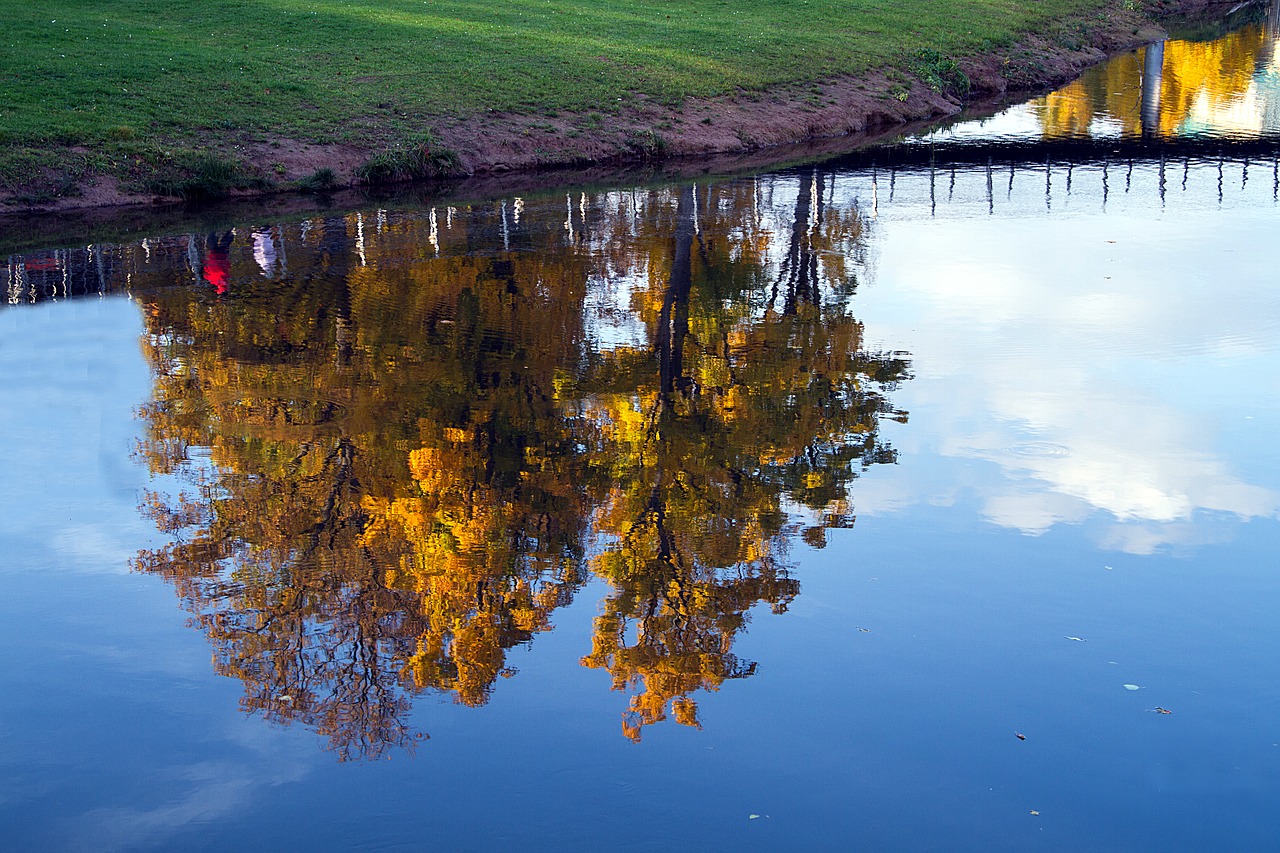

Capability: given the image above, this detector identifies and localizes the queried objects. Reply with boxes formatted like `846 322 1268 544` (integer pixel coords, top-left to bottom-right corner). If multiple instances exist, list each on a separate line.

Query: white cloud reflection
851 181 1280 553
65 729 314 853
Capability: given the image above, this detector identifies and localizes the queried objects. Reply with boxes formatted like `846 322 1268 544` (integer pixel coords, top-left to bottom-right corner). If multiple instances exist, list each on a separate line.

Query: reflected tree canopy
132 174 909 757
1033 15 1280 139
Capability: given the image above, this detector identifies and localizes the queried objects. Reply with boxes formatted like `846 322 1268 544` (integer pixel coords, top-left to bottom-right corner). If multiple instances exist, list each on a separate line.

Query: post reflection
127 175 908 756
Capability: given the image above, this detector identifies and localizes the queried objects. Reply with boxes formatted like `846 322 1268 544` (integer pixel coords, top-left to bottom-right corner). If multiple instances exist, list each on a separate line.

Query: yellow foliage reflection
132 176 908 756
1033 17 1280 139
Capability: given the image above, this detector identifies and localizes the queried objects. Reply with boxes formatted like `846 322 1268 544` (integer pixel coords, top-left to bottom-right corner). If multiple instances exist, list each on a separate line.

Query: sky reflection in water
2 16 1280 852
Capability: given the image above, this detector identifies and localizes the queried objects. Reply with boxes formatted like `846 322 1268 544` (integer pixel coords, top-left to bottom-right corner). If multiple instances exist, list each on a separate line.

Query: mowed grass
0 0 1114 194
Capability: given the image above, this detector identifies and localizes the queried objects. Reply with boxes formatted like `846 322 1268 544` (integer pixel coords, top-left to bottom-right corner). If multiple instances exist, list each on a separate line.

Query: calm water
3 12 1280 851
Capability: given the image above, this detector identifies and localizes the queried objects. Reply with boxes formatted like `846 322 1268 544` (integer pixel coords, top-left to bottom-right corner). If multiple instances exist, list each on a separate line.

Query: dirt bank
0 0 1239 216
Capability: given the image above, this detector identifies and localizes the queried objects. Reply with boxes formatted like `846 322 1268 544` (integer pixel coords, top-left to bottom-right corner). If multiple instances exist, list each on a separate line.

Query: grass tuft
355 135 461 185
911 49 971 97
623 129 666 159
144 152 271 200
296 167 339 193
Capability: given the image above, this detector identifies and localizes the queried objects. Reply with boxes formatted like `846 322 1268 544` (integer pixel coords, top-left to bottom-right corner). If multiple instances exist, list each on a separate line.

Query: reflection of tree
578 178 909 740
133 178 908 755
1033 25 1273 138
136 221 597 759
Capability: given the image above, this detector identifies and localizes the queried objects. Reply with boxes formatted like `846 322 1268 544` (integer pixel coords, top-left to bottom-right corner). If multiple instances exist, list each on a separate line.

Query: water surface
3 13 1280 851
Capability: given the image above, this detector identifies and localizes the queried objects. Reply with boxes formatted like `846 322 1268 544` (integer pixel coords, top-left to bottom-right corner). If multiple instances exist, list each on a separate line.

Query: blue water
4 23 1280 852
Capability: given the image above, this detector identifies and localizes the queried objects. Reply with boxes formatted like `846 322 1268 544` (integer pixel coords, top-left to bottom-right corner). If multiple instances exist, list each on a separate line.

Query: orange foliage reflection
132 176 908 756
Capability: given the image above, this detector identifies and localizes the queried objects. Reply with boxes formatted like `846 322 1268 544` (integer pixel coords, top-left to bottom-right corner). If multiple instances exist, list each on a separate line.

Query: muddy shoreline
0 0 1241 220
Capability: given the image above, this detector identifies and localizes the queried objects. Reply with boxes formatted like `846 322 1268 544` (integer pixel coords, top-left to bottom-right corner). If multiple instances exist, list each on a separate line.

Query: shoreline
0 0 1239 219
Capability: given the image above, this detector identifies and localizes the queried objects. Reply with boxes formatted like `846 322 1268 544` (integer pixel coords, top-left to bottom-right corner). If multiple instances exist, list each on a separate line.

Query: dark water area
3 10 1280 852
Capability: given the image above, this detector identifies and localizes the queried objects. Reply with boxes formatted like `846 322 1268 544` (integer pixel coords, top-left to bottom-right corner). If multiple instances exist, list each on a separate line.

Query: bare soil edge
0 0 1234 216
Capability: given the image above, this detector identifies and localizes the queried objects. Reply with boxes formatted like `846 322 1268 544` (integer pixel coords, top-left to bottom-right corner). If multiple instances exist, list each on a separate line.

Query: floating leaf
1123 684 1142 691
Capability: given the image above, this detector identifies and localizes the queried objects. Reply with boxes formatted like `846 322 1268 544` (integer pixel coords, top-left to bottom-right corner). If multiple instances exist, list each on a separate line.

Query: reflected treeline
114 174 904 757
1034 5 1280 139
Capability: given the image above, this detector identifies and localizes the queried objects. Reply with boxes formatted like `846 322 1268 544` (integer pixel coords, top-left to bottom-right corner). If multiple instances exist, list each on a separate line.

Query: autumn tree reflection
578 176 908 740
1033 19 1279 139
134 177 908 755
136 214 598 759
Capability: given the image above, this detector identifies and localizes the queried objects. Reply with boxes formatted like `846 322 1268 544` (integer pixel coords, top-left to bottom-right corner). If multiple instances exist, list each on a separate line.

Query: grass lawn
0 0 1119 198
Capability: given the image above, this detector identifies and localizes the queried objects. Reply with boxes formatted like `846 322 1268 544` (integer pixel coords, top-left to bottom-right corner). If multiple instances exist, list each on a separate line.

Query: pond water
3 9 1280 851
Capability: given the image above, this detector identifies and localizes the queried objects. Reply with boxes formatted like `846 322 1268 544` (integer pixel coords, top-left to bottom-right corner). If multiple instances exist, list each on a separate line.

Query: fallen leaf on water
1015 732 1026 741
1124 684 1142 691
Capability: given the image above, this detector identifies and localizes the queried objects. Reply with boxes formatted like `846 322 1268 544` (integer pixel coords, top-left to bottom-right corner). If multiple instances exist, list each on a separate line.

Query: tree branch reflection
132 176 909 757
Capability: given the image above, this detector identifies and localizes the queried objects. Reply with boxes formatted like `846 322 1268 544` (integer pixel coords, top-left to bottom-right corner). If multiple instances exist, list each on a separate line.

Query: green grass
295 166 338 193
911 48 971 98
142 150 270 199
356 134 461 184
0 0 1125 195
